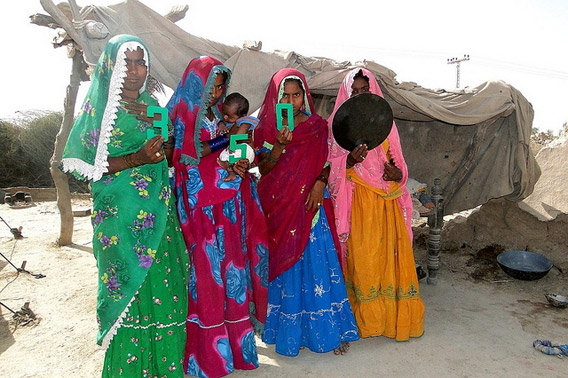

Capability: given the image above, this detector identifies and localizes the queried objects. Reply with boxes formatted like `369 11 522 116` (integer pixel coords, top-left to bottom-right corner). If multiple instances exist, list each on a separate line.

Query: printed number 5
229 134 249 164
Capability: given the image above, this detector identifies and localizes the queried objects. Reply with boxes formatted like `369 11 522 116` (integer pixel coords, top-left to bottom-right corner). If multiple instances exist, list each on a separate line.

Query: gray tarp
40 0 540 214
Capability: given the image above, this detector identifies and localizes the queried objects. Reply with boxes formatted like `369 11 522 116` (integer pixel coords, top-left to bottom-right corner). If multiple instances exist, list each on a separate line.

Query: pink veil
327 68 414 243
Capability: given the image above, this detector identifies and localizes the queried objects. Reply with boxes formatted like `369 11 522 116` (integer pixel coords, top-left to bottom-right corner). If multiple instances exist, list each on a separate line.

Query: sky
2 0 567 133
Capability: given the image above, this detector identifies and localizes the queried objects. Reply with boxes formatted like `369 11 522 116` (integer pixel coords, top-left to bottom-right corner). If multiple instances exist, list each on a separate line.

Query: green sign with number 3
146 106 169 139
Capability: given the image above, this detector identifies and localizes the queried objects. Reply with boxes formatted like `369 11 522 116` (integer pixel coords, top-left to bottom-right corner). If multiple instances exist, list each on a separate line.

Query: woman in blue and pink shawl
166 56 268 378
254 68 359 357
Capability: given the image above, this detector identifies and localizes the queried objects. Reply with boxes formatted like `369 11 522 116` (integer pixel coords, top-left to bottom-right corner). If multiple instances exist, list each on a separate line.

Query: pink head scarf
327 67 413 241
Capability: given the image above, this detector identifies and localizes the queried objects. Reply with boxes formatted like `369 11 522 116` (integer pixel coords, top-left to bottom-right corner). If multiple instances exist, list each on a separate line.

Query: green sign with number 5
228 134 249 164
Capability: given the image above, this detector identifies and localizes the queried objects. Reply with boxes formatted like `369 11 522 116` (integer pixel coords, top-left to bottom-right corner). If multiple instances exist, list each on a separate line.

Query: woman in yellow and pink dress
327 67 425 341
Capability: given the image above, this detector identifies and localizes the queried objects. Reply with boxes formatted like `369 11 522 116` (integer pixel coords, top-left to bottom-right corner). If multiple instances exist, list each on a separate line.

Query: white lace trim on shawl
91 42 150 351
101 293 136 350
101 283 183 350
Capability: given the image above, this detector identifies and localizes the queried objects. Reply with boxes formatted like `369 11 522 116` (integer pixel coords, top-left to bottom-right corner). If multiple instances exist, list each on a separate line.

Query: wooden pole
49 52 83 246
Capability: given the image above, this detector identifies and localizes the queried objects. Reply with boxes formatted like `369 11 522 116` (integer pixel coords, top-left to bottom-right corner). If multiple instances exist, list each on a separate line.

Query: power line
331 43 568 79
474 58 568 79
281 39 568 81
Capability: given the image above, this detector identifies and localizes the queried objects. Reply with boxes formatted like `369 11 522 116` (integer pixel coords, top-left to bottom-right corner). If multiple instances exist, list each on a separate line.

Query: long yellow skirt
345 179 424 341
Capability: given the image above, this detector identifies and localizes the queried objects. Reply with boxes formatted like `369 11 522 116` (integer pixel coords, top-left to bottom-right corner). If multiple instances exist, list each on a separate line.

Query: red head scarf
167 56 241 209
255 69 330 281
167 56 231 166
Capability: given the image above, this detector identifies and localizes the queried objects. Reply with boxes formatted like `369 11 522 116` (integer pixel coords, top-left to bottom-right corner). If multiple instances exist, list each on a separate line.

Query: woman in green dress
61 34 189 377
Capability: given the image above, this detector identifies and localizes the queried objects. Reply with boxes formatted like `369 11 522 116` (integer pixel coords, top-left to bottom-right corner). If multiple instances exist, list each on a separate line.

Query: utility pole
447 54 470 88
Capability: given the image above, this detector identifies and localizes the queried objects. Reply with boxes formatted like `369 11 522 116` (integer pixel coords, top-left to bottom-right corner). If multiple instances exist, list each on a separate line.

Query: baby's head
222 92 249 123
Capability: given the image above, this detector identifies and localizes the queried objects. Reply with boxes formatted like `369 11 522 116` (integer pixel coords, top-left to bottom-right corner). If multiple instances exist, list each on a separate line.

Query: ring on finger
317 202 321 207
155 152 161 157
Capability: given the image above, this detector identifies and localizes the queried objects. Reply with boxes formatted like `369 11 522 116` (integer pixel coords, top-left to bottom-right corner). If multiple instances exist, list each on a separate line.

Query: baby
217 92 258 181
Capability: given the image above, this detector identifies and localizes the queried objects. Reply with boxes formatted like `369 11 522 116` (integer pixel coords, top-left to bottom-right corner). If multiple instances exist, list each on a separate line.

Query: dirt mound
442 198 567 270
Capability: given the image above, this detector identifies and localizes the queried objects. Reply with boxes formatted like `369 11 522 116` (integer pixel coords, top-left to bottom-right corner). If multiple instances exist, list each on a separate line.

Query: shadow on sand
0 304 16 356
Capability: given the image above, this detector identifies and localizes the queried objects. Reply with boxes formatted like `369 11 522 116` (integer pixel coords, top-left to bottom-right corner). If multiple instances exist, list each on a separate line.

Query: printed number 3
146 106 168 139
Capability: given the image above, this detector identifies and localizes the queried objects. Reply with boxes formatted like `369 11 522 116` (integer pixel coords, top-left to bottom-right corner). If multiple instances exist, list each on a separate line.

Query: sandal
333 342 350 355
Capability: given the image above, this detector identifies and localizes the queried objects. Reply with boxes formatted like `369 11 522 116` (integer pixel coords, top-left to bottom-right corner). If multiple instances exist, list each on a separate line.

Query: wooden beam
164 4 189 23
29 13 59 29
67 0 83 22
40 0 82 45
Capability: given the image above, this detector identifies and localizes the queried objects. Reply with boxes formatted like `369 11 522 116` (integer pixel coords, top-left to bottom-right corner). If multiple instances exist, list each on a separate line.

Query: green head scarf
62 34 150 181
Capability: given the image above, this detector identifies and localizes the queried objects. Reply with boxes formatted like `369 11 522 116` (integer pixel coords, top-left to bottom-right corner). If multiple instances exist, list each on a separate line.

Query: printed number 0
276 103 294 131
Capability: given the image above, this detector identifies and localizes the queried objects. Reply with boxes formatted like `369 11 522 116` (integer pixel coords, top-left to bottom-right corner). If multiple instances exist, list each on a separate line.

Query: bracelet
209 135 230 152
266 154 280 163
123 154 134 168
316 174 328 185
123 153 140 168
346 154 357 168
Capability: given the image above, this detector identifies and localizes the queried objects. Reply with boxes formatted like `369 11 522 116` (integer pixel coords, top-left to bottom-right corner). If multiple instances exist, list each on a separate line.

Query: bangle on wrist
209 135 230 152
123 152 140 168
124 154 134 168
346 155 357 168
266 154 280 163
316 174 328 185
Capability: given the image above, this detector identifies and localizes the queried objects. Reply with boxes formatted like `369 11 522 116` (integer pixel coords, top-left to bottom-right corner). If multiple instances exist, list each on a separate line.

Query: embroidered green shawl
62 35 170 347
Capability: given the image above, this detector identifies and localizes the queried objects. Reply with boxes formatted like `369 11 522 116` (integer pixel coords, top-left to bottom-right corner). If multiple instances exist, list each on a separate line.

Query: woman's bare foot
333 342 350 355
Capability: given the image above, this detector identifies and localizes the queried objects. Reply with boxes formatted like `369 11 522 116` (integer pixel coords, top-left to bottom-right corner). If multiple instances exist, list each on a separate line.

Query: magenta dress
167 56 268 378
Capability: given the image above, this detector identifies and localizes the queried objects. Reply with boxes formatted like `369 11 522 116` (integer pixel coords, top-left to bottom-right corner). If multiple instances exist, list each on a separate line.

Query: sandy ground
0 199 566 378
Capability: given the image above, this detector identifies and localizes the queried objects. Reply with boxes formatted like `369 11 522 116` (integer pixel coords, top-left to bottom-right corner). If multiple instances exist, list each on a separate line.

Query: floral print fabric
183 177 269 378
101 205 189 377
167 56 268 378
90 99 172 347
62 34 189 378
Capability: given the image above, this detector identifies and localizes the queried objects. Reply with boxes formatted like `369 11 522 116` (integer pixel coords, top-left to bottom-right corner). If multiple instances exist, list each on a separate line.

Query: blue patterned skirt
262 207 360 356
